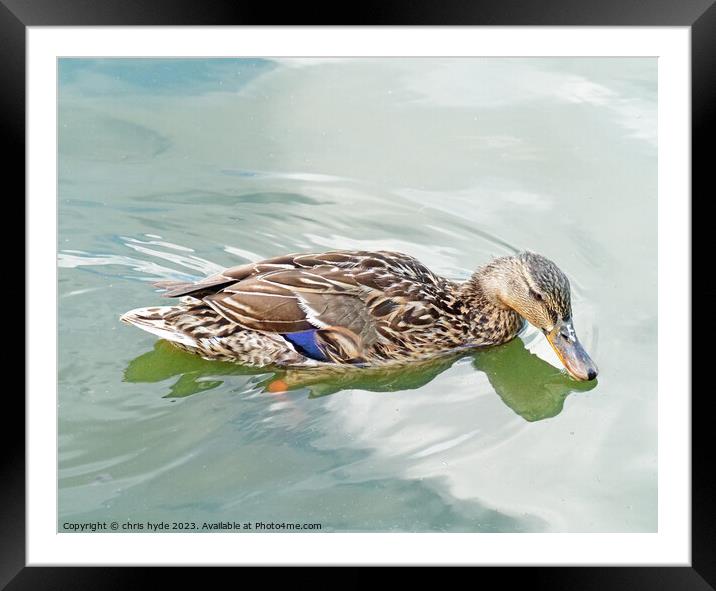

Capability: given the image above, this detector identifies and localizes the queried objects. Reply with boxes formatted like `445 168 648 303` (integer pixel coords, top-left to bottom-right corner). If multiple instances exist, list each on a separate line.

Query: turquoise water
58 57 657 532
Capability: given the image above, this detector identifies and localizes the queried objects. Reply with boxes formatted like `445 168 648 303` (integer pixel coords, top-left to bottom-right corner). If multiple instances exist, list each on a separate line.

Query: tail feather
120 306 197 347
152 279 193 291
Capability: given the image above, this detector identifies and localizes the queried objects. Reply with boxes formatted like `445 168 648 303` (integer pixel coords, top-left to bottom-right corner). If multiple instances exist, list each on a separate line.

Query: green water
58 57 657 532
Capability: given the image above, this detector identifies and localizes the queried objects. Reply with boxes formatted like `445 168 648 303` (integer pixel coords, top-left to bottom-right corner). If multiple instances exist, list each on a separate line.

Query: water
58 57 657 532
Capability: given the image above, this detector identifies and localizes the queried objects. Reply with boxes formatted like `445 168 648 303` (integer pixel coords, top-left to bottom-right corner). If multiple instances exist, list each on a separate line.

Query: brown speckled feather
122 249 532 367
153 250 471 364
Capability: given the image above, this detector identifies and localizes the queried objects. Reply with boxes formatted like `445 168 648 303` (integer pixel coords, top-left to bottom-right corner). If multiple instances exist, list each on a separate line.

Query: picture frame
12 0 708 585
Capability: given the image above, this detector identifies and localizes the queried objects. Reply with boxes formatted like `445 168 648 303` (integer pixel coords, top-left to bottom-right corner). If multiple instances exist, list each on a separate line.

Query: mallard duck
120 250 598 381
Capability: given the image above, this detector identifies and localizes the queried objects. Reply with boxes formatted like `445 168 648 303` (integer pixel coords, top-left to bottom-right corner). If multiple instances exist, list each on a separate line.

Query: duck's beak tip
545 319 598 382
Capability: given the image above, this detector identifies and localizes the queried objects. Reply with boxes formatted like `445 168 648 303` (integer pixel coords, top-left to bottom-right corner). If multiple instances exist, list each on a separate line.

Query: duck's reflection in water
124 338 596 422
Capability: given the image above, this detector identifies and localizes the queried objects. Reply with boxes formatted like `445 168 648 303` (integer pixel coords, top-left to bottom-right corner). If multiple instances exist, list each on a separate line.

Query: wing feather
154 250 444 360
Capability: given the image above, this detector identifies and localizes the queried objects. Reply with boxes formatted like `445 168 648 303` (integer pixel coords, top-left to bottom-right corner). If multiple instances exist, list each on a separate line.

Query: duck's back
122 250 464 366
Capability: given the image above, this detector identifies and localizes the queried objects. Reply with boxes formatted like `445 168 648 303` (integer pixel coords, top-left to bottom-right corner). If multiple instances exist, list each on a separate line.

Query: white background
27 27 690 565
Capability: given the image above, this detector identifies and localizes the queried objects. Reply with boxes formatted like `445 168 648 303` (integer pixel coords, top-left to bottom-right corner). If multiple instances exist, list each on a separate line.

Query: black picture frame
9 0 709 586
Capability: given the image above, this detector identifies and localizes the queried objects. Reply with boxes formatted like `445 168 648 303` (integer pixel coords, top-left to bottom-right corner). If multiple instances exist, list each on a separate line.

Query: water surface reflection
59 57 657 532
124 337 595 422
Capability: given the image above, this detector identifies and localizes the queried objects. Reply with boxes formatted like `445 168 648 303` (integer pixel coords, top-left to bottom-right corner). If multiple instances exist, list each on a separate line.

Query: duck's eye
530 289 543 302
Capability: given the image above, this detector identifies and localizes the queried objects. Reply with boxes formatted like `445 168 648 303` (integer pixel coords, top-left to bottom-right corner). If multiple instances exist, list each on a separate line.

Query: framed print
12 0 709 586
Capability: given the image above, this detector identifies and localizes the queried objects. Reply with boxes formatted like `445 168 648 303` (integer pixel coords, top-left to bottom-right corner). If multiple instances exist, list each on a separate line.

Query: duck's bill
545 319 598 381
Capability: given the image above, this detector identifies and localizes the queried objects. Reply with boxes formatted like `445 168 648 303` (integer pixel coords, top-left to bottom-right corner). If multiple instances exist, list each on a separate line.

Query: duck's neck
457 261 524 346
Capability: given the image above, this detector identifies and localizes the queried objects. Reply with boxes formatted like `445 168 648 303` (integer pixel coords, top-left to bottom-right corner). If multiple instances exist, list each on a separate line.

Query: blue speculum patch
282 330 327 361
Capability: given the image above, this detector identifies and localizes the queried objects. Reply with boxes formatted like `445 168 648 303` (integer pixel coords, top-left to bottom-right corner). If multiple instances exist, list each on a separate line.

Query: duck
120 249 598 381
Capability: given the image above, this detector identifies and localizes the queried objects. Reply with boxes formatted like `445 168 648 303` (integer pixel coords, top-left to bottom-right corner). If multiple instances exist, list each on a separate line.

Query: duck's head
478 251 598 381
